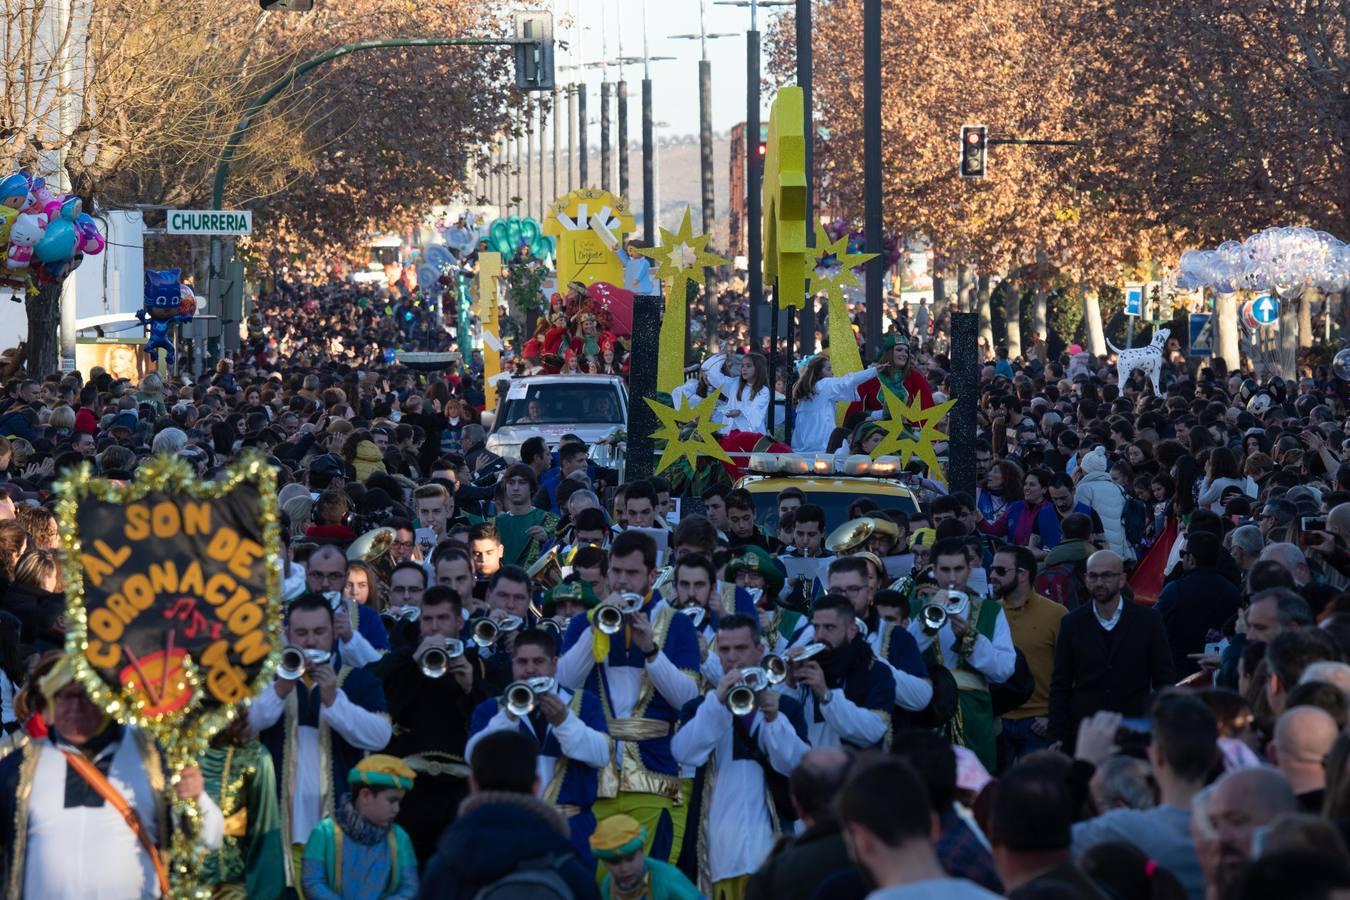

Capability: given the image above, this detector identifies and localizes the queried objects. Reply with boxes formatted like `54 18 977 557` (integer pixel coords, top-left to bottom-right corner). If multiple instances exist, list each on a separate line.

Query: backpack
472 853 577 900
1036 559 1089 611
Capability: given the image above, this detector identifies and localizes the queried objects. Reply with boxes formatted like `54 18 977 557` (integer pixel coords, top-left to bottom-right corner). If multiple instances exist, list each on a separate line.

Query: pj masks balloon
138 268 192 367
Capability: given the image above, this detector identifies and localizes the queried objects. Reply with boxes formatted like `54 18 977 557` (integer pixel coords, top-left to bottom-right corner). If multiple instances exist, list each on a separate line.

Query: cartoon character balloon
138 268 193 367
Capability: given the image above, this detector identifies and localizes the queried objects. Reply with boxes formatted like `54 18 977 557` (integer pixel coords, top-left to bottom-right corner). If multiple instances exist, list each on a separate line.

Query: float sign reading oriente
167 209 253 236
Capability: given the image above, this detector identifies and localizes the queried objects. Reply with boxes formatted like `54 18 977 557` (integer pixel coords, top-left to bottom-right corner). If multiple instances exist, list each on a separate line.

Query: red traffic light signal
960 124 987 179
757 141 767 157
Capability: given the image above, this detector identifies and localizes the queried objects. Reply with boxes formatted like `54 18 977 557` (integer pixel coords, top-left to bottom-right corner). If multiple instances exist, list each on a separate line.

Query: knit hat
543 579 599 617
877 333 910 363
1080 445 1109 475
726 545 786 597
348 754 417 792
352 440 386 482
74 408 98 435
590 814 646 860
909 527 937 549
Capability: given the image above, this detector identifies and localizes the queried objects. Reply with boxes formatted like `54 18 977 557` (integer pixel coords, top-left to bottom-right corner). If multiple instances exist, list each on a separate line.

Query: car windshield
749 485 919 534
498 383 624 426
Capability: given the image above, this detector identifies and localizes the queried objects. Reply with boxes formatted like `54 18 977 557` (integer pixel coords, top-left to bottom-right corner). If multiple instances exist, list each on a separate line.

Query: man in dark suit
1048 550 1175 749
1155 531 1241 679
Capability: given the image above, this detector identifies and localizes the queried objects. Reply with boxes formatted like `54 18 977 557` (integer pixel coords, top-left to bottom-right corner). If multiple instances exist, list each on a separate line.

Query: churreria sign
166 209 253 236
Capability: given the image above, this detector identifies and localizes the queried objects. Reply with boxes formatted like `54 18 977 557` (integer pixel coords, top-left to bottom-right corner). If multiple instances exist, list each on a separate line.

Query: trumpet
417 638 465 679
920 586 971 636
278 646 332 680
652 566 675 595
761 654 789 685
595 592 645 635
504 676 557 716
383 605 421 623
471 615 524 649
679 605 706 629
539 618 565 641
786 642 827 666
727 667 771 716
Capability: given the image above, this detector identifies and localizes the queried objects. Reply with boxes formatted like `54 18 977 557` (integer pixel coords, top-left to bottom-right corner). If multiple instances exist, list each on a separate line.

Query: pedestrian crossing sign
1189 313 1214 357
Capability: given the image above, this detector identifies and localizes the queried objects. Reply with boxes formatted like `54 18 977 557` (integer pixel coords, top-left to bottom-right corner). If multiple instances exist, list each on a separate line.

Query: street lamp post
864 0 882 359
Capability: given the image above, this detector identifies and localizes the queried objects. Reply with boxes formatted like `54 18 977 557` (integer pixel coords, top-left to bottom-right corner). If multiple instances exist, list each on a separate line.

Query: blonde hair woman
790 356 880 452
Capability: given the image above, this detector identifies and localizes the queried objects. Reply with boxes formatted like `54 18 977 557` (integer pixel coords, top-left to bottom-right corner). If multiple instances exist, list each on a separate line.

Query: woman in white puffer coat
1074 445 1134 560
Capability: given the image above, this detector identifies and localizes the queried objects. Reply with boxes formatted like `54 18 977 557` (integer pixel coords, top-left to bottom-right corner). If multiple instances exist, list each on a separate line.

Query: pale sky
556 0 791 140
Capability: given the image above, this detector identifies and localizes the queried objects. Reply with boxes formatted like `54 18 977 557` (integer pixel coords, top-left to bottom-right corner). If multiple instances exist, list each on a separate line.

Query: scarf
335 795 389 847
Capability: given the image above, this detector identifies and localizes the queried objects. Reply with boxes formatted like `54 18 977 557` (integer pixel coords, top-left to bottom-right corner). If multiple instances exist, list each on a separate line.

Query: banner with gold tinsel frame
54 450 283 897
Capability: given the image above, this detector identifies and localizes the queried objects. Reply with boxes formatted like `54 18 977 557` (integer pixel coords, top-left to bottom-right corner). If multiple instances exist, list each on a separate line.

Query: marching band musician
907 537 1016 771
825 556 933 721
305 544 389 666
556 530 702 868
787 594 895 750
372 585 486 865
672 614 809 900
249 593 391 888
466 628 612 865
670 554 759 685
494 464 560 569
475 566 538 694
542 578 601 640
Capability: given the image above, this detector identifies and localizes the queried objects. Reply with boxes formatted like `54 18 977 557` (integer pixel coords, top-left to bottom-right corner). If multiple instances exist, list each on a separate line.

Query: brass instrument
786 642 827 665
278 646 332 680
383 605 421 623
652 566 675 595
856 617 870 639
679 606 706 629
921 585 971 636
527 546 564 590
417 638 465 678
504 676 557 716
762 654 788 685
347 527 396 562
727 667 771 716
825 517 900 554
539 618 565 640
471 615 523 649
595 592 645 635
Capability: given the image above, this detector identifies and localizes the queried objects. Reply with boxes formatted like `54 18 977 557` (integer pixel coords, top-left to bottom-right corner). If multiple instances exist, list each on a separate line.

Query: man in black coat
1048 550 1175 750
1155 531 1241 679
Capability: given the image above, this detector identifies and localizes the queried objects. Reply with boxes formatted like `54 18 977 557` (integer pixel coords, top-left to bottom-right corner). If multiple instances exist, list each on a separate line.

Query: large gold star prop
647 390 733 475
871 386 956 487
636 207 729 392
808 224 877 379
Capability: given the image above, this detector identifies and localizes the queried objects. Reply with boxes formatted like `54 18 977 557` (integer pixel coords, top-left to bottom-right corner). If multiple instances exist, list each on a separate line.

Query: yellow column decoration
477 251 504 409
762 87 809 308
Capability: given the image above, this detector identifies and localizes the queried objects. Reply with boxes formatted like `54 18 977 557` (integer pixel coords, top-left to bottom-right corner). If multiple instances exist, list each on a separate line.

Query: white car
484 374 628 469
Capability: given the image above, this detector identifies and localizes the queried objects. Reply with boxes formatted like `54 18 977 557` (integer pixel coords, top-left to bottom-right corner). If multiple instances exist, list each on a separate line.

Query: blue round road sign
1252 294 1280 326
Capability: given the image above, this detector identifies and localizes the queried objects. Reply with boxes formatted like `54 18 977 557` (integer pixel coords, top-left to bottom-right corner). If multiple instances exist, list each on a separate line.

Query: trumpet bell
789 642 827 664
504 677 554 717
727 683 757 717
527 547 564 590
596 604 625 635
470 618 502 649
347 527 396 562
762 654 788 685
278 645 306 681
419 646 449 678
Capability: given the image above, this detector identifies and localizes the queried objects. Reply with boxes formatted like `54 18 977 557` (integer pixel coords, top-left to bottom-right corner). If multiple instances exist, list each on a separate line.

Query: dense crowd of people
0 273 1346 900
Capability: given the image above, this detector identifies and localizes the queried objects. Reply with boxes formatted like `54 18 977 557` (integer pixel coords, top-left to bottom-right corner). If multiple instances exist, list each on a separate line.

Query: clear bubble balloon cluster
1174 227 1350 299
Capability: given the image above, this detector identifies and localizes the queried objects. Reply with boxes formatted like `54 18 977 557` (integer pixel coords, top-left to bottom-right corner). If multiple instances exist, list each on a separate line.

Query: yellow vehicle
733 453 928 533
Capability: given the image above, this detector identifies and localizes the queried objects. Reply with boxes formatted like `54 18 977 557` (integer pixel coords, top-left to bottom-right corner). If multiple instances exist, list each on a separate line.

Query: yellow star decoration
636 207 729 393
808 224 877 381
871 386 957 487
647 390 733 475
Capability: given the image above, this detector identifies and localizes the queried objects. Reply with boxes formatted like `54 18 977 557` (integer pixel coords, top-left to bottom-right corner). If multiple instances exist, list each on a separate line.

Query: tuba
825 517 900 555
504 676 557 716
595 592 645 635
527 546 564 590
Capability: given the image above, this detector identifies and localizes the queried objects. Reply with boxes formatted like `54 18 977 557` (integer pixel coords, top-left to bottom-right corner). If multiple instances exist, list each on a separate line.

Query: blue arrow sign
1125 287 1143 317
1252 294 1280 326
1189 313 1214 357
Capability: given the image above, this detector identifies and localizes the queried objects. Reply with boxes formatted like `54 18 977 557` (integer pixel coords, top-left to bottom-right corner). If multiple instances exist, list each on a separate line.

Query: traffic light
757 141 767 158
513 11 555 92
960 124 987 179
259 0 314 9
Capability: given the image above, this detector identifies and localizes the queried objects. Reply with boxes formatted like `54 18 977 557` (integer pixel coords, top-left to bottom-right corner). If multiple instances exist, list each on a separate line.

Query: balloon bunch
1175 227 1350 298
820 219 905 267
487 216 554 262
137 269 195 368
0 172 105 293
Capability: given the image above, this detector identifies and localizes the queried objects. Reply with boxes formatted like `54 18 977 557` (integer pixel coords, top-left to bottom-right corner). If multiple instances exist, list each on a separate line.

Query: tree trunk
932 258 946 308
1083 284 1107 356
1298 289 1314 349
1279 304 1298 378
1033 284 1048 342
976 272 993 357
956 263 971 313
26 281 60 377
1215 292 1240 372
1005 275 1022 359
